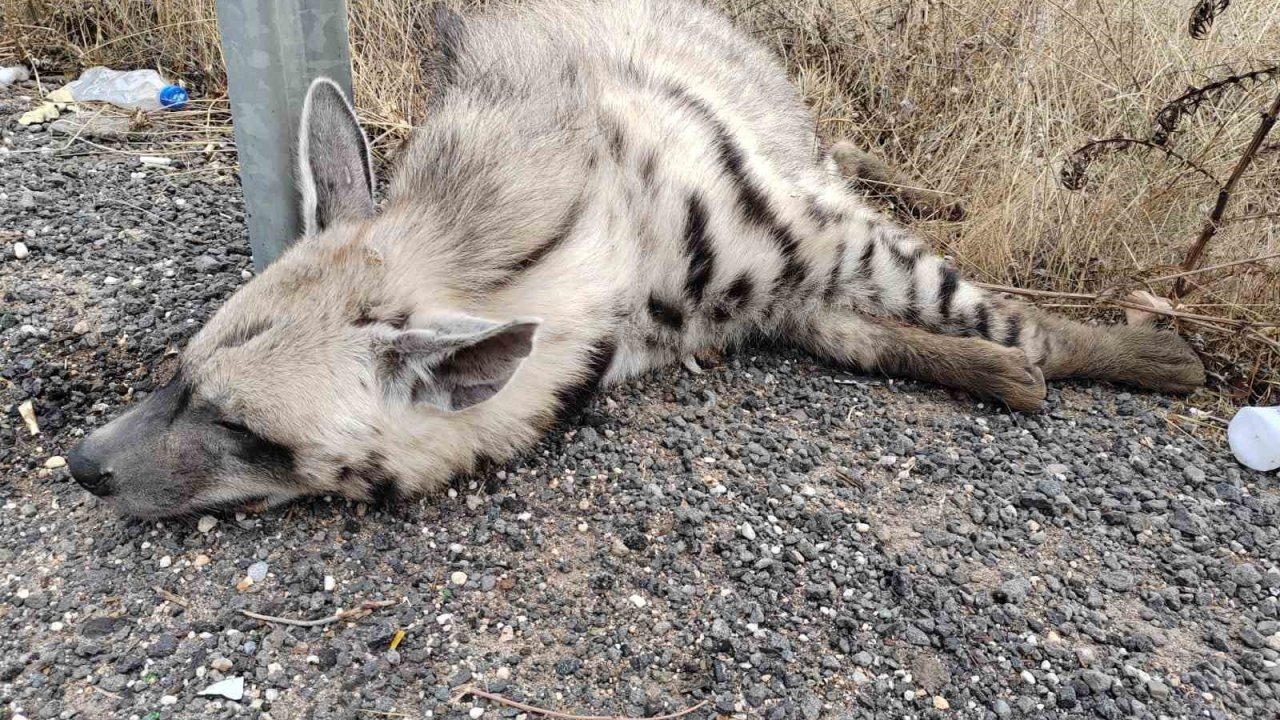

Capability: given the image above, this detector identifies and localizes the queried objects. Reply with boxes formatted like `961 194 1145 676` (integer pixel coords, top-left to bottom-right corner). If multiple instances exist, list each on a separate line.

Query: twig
153 585 189 608
975 282 1280 328
1175 90 1280 299
89 684 123 700
1146 251 1280 284
95 193 183 231
452 685 709 720
241 599 397 628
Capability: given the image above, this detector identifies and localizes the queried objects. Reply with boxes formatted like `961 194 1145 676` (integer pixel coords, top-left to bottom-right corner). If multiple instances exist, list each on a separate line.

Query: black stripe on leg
339 451 401 506
902 273 921 325
639 149 659 188
823 240 847 303
882 231 924 270
552 340 617 424
855 240 876 281
974 303 992 340
1003 313 1023 347
938 265 960 322
647 293 685 331
682 194 716 305
712 272 755 322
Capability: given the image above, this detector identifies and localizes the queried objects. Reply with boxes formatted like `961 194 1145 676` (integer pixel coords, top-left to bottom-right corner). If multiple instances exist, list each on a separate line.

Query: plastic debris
0 66 30 86
196 676 245 701
1229 406 1280 471
62 67 185 112
18 400 40 435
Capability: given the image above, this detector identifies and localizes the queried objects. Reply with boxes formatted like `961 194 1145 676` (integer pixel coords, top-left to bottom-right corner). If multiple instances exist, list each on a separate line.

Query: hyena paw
984 347 1047 412
1117 328 1206 394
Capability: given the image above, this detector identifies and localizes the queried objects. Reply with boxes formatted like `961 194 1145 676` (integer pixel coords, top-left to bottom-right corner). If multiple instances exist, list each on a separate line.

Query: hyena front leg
820 208 1206 398
796 308 1047 411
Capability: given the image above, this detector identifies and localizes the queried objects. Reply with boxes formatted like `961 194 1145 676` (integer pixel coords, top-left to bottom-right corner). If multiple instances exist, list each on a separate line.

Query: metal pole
215 0 354 269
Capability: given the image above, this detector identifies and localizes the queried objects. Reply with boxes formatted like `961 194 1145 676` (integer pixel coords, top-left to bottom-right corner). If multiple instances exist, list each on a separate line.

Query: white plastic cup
1228 407 1280 472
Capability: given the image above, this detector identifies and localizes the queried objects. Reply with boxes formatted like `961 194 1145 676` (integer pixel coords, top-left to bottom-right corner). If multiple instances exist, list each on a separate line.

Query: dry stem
241 599 397 628
1174 90 1280 299
452 685 709 720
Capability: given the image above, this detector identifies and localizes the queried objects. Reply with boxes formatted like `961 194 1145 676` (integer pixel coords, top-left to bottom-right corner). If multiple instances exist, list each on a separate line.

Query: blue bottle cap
159 85 189 110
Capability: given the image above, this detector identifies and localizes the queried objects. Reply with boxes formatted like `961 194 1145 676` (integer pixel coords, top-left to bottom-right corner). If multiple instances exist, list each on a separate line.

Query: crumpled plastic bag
62 67 168 111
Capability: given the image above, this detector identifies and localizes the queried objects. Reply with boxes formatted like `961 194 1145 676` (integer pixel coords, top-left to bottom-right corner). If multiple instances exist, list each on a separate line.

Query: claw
682 356 703 375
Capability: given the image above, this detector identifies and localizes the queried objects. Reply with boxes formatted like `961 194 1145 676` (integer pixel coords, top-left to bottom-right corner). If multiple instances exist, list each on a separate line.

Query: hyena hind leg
1028 309 1206 393
797 308 1047 411
829 140 965 222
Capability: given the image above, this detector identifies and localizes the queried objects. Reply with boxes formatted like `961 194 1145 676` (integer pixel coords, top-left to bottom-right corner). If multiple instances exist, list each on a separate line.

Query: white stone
450 571 468 586
197 516 218 533
324 575 336 591
629 594 647 608
43 456 66 469
13 241 28 259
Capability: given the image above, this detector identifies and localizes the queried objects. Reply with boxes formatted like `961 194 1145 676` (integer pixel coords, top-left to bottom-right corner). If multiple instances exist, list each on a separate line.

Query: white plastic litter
1228 406 1280 472
62 67 169 111
197 676 245 701
0 66 30 86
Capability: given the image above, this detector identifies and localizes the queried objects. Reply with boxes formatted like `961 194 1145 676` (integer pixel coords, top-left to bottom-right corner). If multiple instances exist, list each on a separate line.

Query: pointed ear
297 77 374 236
374 316 540 412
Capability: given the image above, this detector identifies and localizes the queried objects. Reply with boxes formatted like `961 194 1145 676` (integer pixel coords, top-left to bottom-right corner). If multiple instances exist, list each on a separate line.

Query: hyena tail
824 186 1205 400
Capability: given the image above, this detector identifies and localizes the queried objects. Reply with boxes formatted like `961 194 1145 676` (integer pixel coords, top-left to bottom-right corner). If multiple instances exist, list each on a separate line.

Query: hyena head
67 79 539 518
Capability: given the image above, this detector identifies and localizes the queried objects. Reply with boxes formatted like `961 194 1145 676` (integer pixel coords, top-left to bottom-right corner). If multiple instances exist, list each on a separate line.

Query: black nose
68 445 114 497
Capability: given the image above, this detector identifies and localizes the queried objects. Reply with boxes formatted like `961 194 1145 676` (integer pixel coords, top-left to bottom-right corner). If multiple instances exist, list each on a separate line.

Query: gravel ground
3 79 1280 720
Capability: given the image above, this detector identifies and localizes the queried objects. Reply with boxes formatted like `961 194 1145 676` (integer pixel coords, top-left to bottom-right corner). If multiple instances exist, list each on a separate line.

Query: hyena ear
297 77 375 236
374 316 540 412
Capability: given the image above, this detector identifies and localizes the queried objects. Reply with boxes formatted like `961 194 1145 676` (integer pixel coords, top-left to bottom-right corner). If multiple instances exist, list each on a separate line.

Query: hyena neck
345 204 616 502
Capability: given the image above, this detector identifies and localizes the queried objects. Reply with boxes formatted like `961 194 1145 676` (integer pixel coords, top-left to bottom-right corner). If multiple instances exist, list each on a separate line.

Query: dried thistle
1189 0 1231 40
1153 65 1280 144
1061 137 1220 190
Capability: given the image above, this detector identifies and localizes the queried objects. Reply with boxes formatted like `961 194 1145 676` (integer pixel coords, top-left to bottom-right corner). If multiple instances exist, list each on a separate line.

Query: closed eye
217 419 251 434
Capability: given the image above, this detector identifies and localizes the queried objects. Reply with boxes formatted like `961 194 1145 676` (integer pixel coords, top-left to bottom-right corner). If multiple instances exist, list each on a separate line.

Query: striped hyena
67 0 1203 518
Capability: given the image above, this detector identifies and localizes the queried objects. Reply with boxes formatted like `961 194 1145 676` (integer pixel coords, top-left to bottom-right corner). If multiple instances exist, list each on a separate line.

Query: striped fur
68 0 1204 518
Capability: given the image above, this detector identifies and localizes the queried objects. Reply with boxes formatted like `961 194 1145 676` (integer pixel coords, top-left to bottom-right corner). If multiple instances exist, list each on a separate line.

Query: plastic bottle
1228 407 1280 471
62 67 187 111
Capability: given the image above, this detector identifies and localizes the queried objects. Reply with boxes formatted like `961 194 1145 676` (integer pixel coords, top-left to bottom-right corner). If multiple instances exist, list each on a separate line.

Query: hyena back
67 0 1203 518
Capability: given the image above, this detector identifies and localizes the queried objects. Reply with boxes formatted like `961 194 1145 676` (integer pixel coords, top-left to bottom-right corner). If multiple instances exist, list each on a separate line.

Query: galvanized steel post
215 0 354 269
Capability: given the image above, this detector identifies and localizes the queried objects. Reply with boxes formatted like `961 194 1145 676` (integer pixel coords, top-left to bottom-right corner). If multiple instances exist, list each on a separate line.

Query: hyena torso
67 0 1203 518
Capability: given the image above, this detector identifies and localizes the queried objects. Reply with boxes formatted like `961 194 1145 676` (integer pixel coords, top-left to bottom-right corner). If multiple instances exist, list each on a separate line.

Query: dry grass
2 0 1278 410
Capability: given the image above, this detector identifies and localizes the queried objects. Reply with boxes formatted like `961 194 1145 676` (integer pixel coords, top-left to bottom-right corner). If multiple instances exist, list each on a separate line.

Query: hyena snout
67 443 115 497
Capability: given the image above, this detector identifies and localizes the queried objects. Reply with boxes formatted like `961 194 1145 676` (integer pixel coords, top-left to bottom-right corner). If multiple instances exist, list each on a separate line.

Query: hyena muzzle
67 0 1204 518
